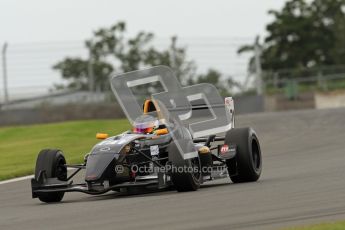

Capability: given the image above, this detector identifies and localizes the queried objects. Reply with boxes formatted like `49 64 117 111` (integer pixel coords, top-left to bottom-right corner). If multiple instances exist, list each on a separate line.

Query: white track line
0 168 76 186
0 175 33 185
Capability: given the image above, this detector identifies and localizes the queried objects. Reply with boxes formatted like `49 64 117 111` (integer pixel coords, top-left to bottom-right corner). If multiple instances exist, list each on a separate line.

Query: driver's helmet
132 115 159 134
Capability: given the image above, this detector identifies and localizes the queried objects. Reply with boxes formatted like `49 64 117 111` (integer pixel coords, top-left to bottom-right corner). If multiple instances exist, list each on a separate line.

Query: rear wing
225 97 234 115
225 97 235 128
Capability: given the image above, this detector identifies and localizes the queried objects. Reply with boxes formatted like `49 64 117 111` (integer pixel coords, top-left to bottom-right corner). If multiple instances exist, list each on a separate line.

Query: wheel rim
252 140 261 171
56 157 67 180
190 157 201 182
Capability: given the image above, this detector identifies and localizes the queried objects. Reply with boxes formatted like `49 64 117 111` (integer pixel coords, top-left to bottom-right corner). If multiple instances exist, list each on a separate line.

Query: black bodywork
31 131 236 198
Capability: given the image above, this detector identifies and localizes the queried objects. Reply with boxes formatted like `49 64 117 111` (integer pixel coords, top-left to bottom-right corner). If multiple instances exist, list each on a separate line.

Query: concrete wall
233 95 265 114
265 91 345 111
315 91 345 109
265 92 315 111
0 95 265 126
0 103 124 126
9 92 345 126
1 91 106 110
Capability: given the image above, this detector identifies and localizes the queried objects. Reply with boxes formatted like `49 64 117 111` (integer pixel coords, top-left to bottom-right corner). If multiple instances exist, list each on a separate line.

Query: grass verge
0 119 130 181
283 221 345 230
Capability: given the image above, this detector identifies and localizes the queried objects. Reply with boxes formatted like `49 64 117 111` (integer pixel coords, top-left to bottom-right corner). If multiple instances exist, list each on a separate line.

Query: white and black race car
31 66 262 203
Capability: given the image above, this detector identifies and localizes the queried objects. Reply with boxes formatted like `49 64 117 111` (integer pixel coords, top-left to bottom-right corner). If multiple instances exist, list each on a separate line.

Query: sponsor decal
150 145 159 156
100 147 111 151
220 144 229 154
115 165 124 173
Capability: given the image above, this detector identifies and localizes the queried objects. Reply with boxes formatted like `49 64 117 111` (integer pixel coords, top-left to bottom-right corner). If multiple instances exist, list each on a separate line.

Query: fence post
2 42 9 103
170 36 178 81
254 39 263 95
88 42 95 92
273 72 279 90
317 71 328 91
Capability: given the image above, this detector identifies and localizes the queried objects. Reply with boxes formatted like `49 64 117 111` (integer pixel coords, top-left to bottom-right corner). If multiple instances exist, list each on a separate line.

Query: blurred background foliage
53 21 237 95
53 0 345 97
239 0 345 77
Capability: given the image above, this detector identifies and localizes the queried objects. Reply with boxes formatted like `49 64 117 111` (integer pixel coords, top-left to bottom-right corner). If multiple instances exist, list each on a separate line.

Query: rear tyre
34 149 67 203
168 141 201 192
225 128 262 183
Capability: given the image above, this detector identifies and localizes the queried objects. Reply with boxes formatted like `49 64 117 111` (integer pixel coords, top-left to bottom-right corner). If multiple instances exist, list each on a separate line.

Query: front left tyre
34 149 67 203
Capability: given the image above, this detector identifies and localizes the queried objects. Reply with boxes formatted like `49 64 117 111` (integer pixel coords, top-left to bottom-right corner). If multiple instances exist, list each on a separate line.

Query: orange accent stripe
96 133 109 139
154 128 168 135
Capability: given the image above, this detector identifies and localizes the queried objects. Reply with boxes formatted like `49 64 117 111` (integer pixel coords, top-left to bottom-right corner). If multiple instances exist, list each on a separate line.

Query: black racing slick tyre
34 149 67 203
168 141 201 192
225 128 262 183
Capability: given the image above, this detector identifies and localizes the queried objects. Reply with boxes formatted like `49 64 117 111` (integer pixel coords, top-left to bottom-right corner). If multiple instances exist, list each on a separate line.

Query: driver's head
132 115 158 134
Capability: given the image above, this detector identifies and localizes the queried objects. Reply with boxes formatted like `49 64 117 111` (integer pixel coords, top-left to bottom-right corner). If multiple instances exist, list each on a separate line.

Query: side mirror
96 133 109 139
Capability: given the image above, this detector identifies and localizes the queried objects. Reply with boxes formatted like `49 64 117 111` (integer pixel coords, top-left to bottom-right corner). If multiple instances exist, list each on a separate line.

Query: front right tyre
225 127 262 183
168 140 201 192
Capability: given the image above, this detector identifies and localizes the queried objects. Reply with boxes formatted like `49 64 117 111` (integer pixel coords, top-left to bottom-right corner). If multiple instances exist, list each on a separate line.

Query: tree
189 69 238 96
53 22 196 91
237 36 262 75
53 58 113 91
144 36 196 85
239 0 345 74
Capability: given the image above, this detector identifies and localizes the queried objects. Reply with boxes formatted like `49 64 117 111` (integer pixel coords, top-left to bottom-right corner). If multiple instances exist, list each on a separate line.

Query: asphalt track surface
1 108 345 230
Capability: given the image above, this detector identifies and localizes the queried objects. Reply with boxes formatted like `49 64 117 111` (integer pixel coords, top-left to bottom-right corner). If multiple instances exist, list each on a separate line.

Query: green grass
283 221 345 230
0 119 130 181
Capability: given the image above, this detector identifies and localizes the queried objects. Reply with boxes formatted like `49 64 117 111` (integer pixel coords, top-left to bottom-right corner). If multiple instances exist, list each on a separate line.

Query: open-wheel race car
31 66 262 203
